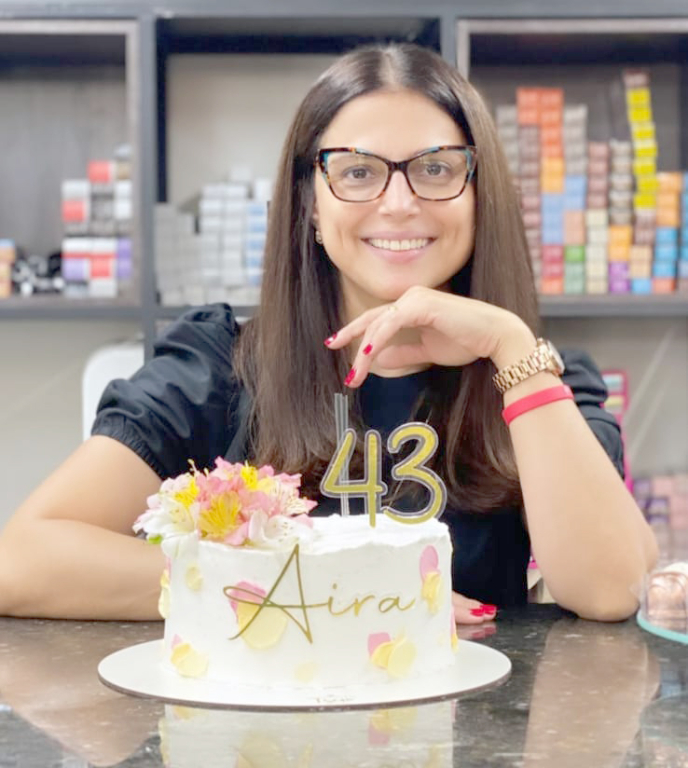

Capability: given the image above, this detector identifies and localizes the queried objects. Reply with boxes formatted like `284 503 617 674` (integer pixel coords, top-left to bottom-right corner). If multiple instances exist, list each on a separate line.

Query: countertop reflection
1 605 686 767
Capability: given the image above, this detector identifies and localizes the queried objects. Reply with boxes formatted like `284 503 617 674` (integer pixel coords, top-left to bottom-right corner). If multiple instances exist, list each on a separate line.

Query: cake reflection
158 700 455 768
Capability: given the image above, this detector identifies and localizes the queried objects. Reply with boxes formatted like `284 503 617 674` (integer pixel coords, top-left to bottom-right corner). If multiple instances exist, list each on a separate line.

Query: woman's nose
378 170 420 214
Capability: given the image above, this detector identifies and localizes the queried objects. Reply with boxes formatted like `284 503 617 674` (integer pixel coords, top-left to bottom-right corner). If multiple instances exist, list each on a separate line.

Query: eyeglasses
316 145 477 203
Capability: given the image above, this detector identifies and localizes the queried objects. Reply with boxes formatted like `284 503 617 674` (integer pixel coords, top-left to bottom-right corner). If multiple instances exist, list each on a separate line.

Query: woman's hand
452 590 498 625
324 286 534 387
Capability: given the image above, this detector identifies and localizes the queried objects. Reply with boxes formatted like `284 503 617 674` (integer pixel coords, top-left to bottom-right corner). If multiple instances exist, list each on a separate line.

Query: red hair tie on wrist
502 385 574 426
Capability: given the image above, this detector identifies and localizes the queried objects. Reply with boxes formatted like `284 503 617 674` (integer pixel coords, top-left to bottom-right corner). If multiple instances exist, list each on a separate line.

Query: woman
0 44 656 622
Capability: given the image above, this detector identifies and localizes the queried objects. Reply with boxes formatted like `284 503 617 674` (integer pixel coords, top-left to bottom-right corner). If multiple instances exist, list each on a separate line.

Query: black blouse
92 303 624 608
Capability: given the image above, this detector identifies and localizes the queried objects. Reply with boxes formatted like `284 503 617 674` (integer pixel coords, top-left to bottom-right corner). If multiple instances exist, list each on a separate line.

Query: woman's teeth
368 238 431 251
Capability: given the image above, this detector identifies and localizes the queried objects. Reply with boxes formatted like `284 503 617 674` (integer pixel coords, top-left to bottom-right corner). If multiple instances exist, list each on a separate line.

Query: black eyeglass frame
315 145 478 202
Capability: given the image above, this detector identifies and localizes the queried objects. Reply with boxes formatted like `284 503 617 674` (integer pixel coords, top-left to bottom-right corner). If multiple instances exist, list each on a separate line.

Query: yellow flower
198 491 242 540
241 464 259 490
172 475 199 510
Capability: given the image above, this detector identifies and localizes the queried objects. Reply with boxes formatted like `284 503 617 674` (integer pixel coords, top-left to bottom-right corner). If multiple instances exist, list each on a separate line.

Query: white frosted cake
135 459 457 690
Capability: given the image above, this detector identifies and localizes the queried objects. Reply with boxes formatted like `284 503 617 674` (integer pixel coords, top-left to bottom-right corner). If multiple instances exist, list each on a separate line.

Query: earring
315 228 323 245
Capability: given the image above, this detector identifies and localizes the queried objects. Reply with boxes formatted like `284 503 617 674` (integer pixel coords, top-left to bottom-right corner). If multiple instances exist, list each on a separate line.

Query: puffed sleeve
560 349 625 478
91 303 243 479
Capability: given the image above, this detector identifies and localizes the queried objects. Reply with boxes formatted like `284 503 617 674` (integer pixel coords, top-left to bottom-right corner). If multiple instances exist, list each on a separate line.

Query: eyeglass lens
324 149 472 202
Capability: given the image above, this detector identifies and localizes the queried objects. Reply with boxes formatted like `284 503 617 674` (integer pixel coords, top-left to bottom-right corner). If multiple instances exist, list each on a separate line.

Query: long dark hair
234 43 539 512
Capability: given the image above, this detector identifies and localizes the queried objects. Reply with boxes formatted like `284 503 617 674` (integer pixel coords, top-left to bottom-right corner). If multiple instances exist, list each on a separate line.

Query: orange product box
540 125 563 144
540 277 564 294
656 208 681 228
541 157 565 176
539 88 565 109
629 245 653 262
0 243 15 262
0 262 11 279
657 191 680 210
517 87 541 110
541 174 564 193
541 142 564 158
657 172 683 194
0 281 11 299
518 107 539 126
608 225 633 247
540 108 563 126
608 243 630 262
653 277 676 294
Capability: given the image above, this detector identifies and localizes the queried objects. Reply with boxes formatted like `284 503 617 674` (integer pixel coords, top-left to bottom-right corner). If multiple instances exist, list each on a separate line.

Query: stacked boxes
60 144 133 298
601 369 633 491
155 174 271 306
0 240 16 298
585 142 610 293
563 105 588 294
681 176 688 291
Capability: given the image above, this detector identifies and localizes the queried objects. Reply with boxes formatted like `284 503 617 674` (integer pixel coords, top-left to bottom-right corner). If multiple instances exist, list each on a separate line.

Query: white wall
0 321 140 528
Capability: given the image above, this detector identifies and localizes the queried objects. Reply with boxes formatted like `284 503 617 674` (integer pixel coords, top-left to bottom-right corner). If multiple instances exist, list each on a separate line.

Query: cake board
98 638 511 711
637 610 688 646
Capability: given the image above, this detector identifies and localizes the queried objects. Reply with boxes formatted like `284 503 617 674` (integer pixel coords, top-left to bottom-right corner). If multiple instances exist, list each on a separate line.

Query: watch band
492 338 564 394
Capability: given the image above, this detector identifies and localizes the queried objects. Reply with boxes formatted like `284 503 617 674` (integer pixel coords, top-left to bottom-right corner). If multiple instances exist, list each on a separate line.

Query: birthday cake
135 458 457 690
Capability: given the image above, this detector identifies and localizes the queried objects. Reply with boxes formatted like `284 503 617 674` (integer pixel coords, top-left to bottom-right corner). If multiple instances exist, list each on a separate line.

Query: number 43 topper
319 394 447 527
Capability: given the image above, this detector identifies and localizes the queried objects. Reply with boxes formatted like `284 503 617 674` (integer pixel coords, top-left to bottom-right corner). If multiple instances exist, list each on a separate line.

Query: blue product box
564 176 587 197
542 212 564 229
246 202 268 217
245 217 268 234
631 278 653 294
683 172 688 190
681 245 688 261
679 261 688 278
542 226 564 245
655 227 679 246
541 194 565 215
681 192 688 211
564 192 586 210
654 244 678 262
652 261 677 278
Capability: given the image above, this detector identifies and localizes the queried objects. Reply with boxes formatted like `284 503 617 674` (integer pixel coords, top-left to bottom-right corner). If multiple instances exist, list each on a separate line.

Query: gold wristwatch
492 338 565 394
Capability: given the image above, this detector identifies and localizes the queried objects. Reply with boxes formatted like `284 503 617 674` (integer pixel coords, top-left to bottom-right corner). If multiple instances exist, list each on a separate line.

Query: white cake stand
98 639 511 710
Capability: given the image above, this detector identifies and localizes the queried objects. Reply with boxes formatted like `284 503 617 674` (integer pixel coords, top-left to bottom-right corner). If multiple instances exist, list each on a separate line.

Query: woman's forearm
0 518 165 620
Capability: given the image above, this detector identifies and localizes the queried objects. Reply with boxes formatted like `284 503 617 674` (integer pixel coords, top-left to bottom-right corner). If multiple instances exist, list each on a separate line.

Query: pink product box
522 211 541 228
519 178 541 196
542 245 564 262
542 261 564 278
588 175 609 194
588 158 610 177
520 193 541 211
588 142 611 160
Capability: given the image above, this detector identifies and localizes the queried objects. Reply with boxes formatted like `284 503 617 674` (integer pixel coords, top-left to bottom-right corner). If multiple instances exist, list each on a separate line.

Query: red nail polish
362 343 373 355
470 607 484 617
483 604 497 613
324 332 337 346
344 367 356 386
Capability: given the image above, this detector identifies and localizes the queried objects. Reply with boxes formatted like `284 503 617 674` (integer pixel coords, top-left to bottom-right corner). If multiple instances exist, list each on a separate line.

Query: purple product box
116 238 133 280
609 278 631 293
609 262 630 278
62 258 89 282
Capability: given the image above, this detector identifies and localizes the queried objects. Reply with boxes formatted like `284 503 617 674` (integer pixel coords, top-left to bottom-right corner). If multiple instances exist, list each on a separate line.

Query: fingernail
324 332 337 346
344 367 356 386
362 343 373 355
483 604 497 615
470 607 485 617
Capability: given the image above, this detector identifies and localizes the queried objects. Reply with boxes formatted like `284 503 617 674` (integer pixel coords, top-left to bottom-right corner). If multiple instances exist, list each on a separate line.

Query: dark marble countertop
1 605 686 767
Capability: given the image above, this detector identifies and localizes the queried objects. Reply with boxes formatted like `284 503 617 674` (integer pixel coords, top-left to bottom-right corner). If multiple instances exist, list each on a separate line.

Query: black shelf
0 296 142 320
539 294 688 317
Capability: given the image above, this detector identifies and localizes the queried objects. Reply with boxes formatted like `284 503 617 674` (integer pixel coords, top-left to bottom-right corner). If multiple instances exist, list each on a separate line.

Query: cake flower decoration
134 458 317 550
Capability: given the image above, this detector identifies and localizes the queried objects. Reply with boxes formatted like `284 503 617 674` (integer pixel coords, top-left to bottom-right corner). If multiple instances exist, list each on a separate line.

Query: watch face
546 341 565 374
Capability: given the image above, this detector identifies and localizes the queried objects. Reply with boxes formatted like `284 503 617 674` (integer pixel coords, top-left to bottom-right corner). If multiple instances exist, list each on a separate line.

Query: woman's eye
345 166 373 180
422 163 447 176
